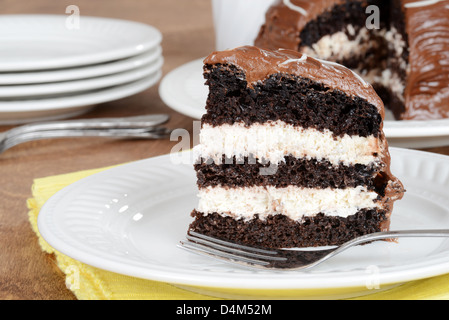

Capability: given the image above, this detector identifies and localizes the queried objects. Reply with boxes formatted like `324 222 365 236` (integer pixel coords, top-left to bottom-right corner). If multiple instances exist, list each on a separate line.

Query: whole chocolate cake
189 46 405 248
255 0 449 120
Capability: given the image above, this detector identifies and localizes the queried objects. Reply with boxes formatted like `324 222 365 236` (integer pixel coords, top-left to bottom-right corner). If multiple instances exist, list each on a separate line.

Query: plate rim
0 14 162 71
159 58 449 139
0 56 163 98
0 46 162 85
158 58 205 120
37 147 449 291
0 70 161 116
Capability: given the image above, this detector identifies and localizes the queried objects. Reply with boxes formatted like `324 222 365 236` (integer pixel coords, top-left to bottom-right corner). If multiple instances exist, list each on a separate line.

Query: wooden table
0 0 214 300
0 0 448 300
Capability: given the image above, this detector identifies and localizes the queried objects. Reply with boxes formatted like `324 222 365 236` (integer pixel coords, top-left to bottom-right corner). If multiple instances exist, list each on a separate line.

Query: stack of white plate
0 15 163 124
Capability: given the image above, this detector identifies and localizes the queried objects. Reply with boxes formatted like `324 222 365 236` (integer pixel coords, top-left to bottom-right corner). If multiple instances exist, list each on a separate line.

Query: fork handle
2 127 171 151
310 229 449 270
364 229 449 241
4 114 170 139
336 229 449 254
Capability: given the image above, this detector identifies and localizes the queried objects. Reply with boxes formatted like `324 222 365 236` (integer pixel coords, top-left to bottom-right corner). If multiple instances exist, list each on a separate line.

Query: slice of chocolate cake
189 46 405 248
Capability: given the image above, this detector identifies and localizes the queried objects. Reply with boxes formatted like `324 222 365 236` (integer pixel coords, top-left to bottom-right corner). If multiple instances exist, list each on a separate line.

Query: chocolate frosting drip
204 45 384 115
402 0 449 119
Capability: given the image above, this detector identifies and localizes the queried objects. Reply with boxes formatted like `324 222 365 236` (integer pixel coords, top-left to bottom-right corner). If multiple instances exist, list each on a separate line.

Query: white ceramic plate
37 148 449 299
0 15 162 71
0 46 162 85
159 58 207 120
159 58 449 149
0 56 163 98
0 71 161 125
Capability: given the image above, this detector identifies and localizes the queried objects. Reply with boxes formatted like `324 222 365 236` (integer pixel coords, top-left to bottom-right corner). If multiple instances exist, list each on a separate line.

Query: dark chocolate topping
402 0 449 119
203 45 385 116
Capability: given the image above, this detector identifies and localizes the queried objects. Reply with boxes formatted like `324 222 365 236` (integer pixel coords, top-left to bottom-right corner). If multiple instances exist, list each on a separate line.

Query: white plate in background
159 58 207 120
0 46 162 85
0 15 162 71
0 57 163 98
0 71 162 125
38 148 449 299
159 58 449 149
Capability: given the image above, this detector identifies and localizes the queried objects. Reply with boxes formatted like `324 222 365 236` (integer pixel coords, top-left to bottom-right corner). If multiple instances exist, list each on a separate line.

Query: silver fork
0 114 172 154
179 230 449 271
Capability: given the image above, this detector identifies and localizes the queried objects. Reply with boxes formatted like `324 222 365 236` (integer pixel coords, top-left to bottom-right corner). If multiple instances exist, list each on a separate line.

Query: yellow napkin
27 165 449 300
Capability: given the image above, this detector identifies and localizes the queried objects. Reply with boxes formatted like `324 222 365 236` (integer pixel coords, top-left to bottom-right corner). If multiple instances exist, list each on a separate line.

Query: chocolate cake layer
374 84 406 120
195 155 388 194
390 0 409 68
299 0 387 48
190 209 388 248
203 64 382 138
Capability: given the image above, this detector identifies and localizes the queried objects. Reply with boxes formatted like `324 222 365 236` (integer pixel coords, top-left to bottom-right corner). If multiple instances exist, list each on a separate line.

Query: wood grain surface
0 0 448 300
0 0 214 300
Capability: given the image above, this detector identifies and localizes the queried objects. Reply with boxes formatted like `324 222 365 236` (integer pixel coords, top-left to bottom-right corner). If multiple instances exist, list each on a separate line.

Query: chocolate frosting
254 0 449 120
204 45 385 116
255 0 344 50
402 0 449 119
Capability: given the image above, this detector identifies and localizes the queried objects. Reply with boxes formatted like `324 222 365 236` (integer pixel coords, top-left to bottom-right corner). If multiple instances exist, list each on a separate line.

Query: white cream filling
384 27 407 64
356 68 405 103
301 26 408 102
301 26 375 62
197 185 380 221
196 121 382 166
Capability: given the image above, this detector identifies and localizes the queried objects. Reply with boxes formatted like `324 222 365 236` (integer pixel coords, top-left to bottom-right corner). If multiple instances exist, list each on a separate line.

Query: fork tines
180 231 287 268
179 231 287 269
